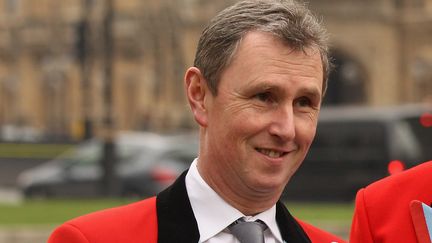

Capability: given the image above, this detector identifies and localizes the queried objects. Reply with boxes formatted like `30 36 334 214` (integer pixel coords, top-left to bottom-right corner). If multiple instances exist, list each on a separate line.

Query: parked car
17 131 198 198
283 104 432 201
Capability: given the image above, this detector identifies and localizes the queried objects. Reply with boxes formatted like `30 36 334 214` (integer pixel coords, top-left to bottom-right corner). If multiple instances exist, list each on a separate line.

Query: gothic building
0 0 431 140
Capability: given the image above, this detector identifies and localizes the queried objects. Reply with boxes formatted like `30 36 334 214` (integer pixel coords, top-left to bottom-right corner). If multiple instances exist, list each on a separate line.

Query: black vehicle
283 104 432 201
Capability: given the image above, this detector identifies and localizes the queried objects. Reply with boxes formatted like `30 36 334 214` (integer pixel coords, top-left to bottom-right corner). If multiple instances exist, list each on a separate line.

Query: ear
184 67 210 127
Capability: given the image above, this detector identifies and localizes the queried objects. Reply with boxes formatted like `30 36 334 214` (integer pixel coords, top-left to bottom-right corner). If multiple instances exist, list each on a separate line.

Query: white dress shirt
185 159 284 243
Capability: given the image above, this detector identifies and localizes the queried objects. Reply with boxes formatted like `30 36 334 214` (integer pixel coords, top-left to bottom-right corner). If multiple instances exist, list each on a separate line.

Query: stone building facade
309 0 432 106
0 0 431 140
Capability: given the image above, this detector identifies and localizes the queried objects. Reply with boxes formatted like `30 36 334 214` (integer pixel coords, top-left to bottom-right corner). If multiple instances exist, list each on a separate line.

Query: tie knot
229 219 267 243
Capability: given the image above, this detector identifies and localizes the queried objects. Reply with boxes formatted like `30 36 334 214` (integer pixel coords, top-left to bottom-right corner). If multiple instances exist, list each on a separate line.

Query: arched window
324 50 367 106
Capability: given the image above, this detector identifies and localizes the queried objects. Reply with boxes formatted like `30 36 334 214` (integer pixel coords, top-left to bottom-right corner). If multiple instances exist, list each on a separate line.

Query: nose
268 105 296 141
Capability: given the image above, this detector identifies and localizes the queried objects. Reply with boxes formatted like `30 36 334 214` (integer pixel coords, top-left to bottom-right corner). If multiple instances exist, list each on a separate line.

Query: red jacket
350 161 432 243
49 172 346 243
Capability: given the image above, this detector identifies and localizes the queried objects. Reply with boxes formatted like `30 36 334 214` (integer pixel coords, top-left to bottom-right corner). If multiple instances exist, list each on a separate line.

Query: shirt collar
185 159 283 243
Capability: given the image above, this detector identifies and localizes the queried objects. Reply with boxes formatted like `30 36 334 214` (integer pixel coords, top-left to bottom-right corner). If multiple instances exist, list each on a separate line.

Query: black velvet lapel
156 170 200 243
156 170 311 243
276 201 312 243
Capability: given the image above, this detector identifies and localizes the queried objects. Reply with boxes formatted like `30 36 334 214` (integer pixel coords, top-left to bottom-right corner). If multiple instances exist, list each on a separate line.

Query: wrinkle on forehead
233 31 323 76
217 31 324 100
237 55 323 97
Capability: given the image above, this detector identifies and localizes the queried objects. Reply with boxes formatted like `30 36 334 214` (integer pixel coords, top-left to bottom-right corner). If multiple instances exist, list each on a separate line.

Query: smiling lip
255 148 292 158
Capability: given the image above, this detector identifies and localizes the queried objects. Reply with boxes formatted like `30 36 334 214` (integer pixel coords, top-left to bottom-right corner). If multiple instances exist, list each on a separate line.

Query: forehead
221 31 323 95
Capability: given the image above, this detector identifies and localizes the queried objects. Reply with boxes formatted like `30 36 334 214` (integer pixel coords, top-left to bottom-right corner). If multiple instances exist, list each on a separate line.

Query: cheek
222 107 264 133
296 119 318 146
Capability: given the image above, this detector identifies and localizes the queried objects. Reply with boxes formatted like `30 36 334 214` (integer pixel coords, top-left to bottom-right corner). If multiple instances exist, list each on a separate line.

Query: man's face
199 31 323 198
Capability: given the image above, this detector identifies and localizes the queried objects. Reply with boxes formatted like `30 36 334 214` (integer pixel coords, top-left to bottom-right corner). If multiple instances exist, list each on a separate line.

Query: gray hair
193 0 331 95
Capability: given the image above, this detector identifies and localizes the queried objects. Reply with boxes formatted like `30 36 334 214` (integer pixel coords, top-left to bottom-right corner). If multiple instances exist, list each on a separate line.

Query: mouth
255 148 288 158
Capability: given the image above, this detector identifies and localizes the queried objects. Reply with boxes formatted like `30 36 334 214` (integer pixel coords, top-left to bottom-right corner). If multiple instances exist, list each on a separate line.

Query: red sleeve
48 223 90 243
47 197 158 243
349 188 374 243
298 219 347 243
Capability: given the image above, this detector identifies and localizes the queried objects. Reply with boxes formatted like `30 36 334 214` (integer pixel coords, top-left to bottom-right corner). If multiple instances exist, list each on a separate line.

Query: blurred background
0 0 431 242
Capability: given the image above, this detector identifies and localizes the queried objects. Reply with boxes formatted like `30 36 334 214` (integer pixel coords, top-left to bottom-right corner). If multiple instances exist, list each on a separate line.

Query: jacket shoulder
350 161 432 243
362 161 432 203
48 197 158 243
298 219 347 243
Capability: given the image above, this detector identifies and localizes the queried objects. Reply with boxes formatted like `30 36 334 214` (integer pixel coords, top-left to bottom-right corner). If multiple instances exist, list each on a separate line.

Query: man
49 0 345 242
350 160 432 243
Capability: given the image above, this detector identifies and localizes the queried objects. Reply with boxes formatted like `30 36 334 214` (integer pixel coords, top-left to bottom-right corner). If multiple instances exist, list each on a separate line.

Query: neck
197 159 282 216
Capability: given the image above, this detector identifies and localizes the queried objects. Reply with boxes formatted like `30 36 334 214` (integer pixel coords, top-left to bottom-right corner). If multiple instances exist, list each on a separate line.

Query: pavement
0 188 22 204
0 227 53 243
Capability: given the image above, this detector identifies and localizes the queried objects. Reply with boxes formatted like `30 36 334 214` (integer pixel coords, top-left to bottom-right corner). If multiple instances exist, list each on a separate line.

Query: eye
295 97 312 108
254 92 274 103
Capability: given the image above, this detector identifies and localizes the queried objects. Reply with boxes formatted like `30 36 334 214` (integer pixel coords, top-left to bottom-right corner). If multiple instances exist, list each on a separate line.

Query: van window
309 121 388 162
404 117 432 161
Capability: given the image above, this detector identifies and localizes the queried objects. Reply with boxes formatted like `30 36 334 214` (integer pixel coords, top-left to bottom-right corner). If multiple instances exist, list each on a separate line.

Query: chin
253 175 288 193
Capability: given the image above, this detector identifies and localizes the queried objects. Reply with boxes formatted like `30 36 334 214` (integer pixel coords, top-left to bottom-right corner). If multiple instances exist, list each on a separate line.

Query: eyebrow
245 82 322 100
237 82 275 95
300 86 322 101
